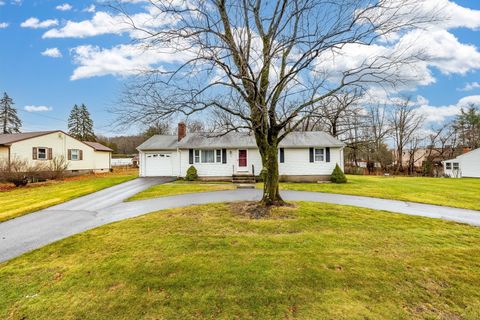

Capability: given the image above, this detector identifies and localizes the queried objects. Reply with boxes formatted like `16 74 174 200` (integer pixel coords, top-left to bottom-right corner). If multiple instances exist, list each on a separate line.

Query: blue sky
0 0 480 136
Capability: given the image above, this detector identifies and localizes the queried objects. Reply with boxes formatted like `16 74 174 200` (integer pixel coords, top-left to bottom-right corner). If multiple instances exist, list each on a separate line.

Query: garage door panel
145 152 174 176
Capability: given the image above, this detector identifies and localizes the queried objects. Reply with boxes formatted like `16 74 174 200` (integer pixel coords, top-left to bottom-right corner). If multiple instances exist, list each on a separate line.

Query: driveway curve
1 184 480 263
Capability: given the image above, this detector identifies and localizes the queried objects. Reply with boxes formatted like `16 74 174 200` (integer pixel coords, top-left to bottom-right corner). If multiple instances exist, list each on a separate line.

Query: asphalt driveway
2 184 480 263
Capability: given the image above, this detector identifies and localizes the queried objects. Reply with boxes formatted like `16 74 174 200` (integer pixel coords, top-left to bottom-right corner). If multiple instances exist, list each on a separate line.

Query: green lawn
0 169 138 222
276 175 480 210
2 202 480 319
126 180 235 201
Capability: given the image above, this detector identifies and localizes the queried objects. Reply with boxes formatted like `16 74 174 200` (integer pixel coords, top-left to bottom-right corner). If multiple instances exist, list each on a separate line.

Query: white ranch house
138 123 345 182
443 148 480 178
0 131 113 173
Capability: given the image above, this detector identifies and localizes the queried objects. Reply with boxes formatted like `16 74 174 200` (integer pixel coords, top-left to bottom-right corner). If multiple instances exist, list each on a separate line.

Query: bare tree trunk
260 143 284 205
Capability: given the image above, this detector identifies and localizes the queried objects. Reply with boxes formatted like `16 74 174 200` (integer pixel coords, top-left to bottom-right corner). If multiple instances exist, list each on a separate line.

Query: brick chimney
178 122 186 141
463 146 472 154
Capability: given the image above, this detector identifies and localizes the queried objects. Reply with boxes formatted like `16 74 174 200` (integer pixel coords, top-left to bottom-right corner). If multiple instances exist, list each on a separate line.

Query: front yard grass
126 180 235 201
1 202 480 319
277 175 480 210
0 168 138 222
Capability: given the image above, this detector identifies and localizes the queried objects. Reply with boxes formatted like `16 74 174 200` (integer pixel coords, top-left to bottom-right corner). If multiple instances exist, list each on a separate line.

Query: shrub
46 156 70 180
331 164 347 184
0 157 44 187
185 165 198 181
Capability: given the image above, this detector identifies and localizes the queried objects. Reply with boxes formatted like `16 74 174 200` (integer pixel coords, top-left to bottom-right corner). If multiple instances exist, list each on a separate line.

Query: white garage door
145 153 173 176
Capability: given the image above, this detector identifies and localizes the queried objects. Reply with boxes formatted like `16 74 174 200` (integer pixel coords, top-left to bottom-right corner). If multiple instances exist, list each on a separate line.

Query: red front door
238 150 247 167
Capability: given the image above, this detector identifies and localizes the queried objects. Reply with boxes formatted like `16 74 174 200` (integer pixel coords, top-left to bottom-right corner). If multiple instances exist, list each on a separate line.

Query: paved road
2 185 480 263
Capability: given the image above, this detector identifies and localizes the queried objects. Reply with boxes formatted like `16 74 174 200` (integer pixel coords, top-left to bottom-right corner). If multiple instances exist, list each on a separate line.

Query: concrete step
235 183 256 189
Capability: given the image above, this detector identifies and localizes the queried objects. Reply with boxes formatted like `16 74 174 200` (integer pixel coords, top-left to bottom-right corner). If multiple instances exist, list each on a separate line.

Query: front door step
235 183 255 189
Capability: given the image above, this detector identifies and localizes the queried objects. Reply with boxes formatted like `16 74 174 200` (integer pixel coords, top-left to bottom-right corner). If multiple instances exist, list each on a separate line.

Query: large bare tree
113 0 438 205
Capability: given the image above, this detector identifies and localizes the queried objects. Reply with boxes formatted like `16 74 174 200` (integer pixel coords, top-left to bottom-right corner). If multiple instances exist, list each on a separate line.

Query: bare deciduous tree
389 98 425 173
112 0 439 205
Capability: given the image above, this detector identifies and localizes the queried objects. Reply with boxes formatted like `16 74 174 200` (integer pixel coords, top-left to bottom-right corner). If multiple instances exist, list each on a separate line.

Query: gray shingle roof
137 135 178 151
0 131 59 145
83 141 113 152
138 131 344 151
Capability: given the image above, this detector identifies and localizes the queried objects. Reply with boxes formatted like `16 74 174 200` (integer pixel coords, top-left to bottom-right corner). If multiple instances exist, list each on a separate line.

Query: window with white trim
216 149 222 163
71 149 79 161
445 162 452 170
194 150 200 163
453 162 459 170
38 148 47 160
201 150 215 163
314 148 324 162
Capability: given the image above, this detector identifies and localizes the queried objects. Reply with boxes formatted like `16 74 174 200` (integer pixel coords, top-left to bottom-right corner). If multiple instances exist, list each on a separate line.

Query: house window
453 162 459 170
446 163 452 170
71 149 79 161
201 150 215 163
38 148 47 160
314 148 324 162
216 149 222 163
194 150 200 163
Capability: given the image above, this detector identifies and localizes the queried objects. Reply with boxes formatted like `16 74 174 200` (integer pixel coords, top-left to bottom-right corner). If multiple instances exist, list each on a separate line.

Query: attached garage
137 135 179 177
144 152 174 176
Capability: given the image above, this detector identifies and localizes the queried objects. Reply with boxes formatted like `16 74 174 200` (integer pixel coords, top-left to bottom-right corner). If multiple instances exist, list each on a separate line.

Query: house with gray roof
137 123 345 182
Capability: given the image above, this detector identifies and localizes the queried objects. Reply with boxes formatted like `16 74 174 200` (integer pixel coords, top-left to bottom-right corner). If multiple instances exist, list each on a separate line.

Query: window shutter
32 147 38 160
67 149 72 160
309 148 314 163
79 150 83 160
48 148 53 160
279 148 285 163
222 149 227 164
326 147 330 163
189 149 193 164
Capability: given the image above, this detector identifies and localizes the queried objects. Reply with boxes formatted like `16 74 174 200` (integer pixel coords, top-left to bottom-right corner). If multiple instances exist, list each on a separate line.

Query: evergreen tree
68 104 96 141
0 92 22 134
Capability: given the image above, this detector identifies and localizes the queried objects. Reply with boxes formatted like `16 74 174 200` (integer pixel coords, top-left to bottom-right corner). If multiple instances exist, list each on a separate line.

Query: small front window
38 148 47 160
194 150 200 163
71 149 79 161
201 150 215 163
216 149 222 163
446 163 452 170
453 162 459 170
314 148 324 162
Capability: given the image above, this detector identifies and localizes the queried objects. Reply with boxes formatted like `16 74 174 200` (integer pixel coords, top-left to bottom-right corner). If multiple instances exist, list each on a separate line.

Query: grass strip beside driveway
274 175 480 210
0 169 138 222
126 180 235 201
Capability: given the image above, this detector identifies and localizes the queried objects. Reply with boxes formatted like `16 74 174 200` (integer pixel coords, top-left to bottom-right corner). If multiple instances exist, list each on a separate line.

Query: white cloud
70 44 191 80
0 1 5 6
416 95 480 123
21 17 58 29
43 6 174 39
0 22 8 29
41 48 62 58
56 3 72 11
458 82 480 92
83 4 95 13
24 105 53 112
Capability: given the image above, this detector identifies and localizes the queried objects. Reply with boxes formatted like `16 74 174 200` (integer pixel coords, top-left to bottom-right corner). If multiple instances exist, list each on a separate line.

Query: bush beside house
185 165 198 181
331 164 347 184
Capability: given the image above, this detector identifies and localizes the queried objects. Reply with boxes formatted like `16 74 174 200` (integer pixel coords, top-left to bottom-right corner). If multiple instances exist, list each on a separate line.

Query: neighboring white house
137 123 345 182
0 131 113 173
443 148 480 178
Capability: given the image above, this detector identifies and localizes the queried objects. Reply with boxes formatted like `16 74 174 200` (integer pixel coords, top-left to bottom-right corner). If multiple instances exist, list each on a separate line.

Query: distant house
0 131 112 173
443 148 480 178
137 123 345 182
